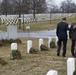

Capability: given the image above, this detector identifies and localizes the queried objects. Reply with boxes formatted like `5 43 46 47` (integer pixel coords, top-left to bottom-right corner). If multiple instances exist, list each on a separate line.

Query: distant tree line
0 0 76 17
49 0 76 13
60 0 76 13
0 0 47 17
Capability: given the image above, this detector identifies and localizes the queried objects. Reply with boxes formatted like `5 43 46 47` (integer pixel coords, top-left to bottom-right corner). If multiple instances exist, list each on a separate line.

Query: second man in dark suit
69 22 76 57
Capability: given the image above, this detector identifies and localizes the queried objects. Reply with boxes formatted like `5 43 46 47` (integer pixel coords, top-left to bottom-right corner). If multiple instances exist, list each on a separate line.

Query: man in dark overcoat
56 17 68 57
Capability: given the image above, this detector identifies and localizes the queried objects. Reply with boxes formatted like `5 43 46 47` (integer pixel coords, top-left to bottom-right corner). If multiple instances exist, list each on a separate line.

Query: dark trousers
57 39 67 56
71 40 76 56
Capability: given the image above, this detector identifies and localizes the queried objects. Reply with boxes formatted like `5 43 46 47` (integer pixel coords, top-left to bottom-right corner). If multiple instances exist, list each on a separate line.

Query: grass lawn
0 14 76 75
0 38 76 75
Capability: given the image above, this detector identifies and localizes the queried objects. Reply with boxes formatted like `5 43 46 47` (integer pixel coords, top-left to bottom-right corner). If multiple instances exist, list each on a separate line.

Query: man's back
56 21 68 39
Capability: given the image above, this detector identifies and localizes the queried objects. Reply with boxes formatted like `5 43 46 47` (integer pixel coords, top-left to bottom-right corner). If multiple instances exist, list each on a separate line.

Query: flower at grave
40 44 49 51
2 39 8 45
11 49 22 60
50 41 56 48
14 38 22 44
4 39 8 43
0 41 3 46
8 39 14 44
29 47 38 54
0 38 22 47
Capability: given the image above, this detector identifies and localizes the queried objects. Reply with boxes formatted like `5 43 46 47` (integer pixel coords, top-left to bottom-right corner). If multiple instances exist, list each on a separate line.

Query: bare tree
1 0 11 16
25 0 47 21
60 0 76 13
60 1 67 13
21 0 30 14
11 0 23 18
50 5 60 13
66 0 73 13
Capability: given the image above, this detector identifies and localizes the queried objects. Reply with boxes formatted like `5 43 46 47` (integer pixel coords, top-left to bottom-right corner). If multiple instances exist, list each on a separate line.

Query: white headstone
39 38 43 50
48 37 52 48
46 70 58 75
55 36 58 46
11 43 17 50
67 58 75 75
27 40 32 53
7 25 18 40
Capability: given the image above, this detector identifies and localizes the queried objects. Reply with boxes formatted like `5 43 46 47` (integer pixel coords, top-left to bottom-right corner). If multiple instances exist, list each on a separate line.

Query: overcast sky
54 0 65 6
54 0 76 6
46 0 76 7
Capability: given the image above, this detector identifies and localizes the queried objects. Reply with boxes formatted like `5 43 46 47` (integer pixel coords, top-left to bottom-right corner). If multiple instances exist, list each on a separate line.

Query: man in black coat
56 17 68 57
69 22 76 57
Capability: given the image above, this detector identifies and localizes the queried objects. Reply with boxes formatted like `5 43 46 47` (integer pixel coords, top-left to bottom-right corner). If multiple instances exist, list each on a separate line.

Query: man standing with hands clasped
56 17 68 57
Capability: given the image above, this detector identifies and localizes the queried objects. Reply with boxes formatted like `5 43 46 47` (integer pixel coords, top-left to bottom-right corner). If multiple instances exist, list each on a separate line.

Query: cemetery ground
0 14 76 75
0 37 76 75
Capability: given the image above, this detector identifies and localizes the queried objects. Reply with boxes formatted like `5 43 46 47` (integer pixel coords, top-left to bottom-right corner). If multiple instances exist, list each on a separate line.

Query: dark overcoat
56 22 68 39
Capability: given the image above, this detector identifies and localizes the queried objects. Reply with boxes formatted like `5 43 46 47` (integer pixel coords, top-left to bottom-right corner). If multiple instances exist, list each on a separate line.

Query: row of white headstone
0 13 73 24
27 37 58 53
3 18 18 25
11 43 75 75
11 37 58 52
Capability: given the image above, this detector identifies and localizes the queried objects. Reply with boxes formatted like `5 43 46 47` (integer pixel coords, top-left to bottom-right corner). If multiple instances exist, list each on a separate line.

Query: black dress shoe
63 55 66 57
57 53 60 56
